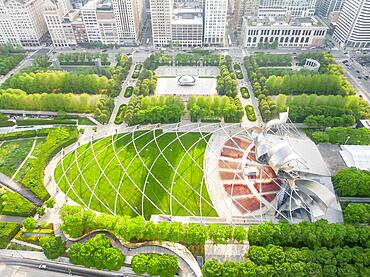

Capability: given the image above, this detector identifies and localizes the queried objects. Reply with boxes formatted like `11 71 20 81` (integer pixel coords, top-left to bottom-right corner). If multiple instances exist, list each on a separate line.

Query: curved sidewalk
67 230 202 277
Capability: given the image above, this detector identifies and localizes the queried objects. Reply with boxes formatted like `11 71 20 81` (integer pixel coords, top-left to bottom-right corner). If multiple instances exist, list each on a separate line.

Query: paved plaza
155 66 218 96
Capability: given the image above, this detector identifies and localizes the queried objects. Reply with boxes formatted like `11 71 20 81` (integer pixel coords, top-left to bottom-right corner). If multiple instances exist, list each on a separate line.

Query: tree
131 254 148 274
202 259 223 277
37 207 46 216
39 236 65 259
32 55 51 68
233 226 247 243
22 217 37 230
45 198 55 208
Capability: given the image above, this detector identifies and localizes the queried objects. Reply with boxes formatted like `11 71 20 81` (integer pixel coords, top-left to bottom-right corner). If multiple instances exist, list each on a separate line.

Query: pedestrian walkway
11 137 37 180
0 172 42 206
0 215 25 223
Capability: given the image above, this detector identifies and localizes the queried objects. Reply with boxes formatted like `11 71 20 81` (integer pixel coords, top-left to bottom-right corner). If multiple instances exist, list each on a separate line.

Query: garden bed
114 104 127 125
240 87 250 99
124 86 134 98
245 105 257 121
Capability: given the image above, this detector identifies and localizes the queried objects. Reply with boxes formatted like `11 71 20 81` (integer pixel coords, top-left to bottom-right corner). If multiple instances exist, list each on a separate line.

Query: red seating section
218 136 281 214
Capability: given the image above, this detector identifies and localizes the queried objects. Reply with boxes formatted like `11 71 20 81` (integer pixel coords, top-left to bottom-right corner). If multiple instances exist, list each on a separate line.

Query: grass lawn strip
55 130 216 218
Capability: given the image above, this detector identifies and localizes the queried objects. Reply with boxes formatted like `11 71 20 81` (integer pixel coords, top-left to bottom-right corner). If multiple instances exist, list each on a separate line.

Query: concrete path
0 172 42 206
67 230 201 277
0 215 25 223
339 197 370 203
11 137 37 181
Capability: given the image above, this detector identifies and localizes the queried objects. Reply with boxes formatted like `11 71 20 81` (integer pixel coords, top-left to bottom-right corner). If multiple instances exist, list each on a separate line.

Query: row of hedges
311 127 370 145
108 54 132 97
0 221 21 248
125 95 184 125
0 89 101 113
131 253 178 277
20 127 78 201
203 245 370 277
0 54 25 75
16 119 76 126
0 128 53 141
57 52 109 66
248 220 369 249
2 71 109 94
0 120 14 127
60 205 247 245
245 105 256 121
0 187 35 217
188 95 244 123
332 168 370 198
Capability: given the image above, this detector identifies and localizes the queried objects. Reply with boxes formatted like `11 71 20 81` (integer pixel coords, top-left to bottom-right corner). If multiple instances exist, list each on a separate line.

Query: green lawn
15 138 45 182
55 131 217 219
0 139 34 177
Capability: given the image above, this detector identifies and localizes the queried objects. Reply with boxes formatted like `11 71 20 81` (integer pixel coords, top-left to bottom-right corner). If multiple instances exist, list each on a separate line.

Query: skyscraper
112 0 144 44
149 0 173 46
203 0 228 45
333 0 370 48
0 0 48 47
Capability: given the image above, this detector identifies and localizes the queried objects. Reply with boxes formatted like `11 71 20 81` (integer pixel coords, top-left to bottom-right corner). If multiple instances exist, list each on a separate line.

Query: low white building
242 16 328 48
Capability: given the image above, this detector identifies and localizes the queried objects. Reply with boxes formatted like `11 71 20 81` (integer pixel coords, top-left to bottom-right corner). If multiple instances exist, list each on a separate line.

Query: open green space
0 139 34 177
55 131 217 219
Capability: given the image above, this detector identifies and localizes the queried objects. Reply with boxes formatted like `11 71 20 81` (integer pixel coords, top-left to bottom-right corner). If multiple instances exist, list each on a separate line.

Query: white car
38 264 47 269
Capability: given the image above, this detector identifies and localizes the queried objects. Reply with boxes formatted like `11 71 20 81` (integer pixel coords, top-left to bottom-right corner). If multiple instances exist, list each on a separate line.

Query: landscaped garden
0 139 34 176
55 131 217 218
0 187 35 217
245 105 257 121
132 63 142 79
57 52 110 66
0 221 21 248
124 86 134 97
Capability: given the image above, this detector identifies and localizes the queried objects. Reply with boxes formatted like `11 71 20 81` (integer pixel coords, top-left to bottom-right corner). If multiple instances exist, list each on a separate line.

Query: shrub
0 221 21 248
0 54 25 75
240 87 250 99
245 105 257 121
131 254 178 277
311 127 370 145
0 188 35 216
332 168 370 197
40 236 65 259
343 203 370 224
68 234 125 271
23 217 37 231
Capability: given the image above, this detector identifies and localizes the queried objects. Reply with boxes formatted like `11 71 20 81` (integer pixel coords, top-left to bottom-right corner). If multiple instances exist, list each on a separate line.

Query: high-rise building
204 0 228 45
332 0 370 48
149 0 173 46
112 0 144 43
0 0 48 47
44 0 77 47
316 0 345 18
150 0 228 47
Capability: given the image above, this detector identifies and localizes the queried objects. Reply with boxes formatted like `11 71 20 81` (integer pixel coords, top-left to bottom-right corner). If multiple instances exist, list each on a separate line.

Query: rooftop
245 16 326 28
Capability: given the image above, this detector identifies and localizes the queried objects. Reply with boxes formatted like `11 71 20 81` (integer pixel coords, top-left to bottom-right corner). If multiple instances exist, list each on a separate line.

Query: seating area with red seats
218 136 281 214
